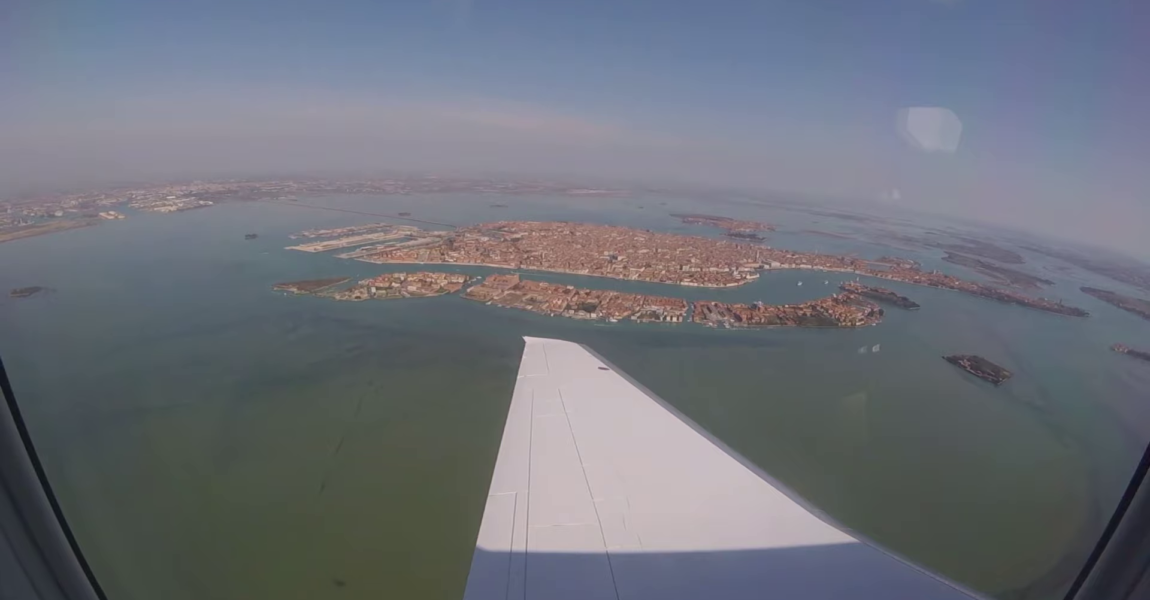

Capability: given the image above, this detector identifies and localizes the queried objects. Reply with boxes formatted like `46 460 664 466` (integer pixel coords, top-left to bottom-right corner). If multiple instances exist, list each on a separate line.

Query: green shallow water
1 195 1148 600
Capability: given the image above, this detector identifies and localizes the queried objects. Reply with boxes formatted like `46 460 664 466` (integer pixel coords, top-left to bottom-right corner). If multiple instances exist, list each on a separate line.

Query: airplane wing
463 336 980 600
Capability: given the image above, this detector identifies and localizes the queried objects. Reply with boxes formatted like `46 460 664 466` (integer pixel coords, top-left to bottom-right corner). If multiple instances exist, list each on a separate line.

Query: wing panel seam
557 386 622 600
503 491 517 600
523 388 534 600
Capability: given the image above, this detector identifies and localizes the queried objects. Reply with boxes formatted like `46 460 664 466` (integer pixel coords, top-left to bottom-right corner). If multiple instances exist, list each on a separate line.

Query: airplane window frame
0 355 107 600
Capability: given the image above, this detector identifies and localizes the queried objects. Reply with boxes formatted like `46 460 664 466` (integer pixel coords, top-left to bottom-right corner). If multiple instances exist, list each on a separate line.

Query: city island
463 274 689 323
693 296 882 328
290 220 1088 317
274 272 885 328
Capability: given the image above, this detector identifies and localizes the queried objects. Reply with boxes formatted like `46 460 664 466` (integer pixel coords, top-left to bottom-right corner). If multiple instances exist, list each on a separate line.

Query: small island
671 213 774 239
871 256 921 270
398 212 412 217
1112 343 1150 363
273 277 350 294
1081 287 1150 321
931 238 1025 264
10 286 48 298
839 282 919 310
942 252 1053 290
944 355 1013 386
245 233 259 240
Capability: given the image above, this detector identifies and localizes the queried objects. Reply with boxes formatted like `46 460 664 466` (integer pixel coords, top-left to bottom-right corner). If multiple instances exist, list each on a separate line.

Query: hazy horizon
4 0 1146 256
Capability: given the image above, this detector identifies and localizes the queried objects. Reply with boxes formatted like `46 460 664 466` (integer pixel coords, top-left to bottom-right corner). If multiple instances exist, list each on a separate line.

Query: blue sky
3 0 1147 253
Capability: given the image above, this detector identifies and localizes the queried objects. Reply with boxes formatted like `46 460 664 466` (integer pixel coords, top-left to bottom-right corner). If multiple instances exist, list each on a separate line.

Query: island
941 252 1053 290
0 220 96 245
463 274 688 323
289 223 400 239
271 270 885 329
672 213 774 240
356 221 762 287
931 238 1024 264
245 233 259 240
839 282 919 309
1081 287 1150 321
861 260 1085 316
287 224 424 252
272 277 351 294
943 355 1013 386
693 295 883 328
1025 244 1150 293
10 286 48 298
130 198 213 213
870 256 921 270
398 212 412 217
342 220 1087 316
6 173 1130 309
803 230 856 241
325 272 469 301
1112 343 1150 363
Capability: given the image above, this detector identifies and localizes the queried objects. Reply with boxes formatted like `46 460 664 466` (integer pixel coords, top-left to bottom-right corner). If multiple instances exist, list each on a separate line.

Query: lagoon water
2 193 1148 600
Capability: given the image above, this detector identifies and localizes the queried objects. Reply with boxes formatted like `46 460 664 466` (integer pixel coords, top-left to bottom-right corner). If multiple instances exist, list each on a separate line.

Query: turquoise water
1 195 1148 600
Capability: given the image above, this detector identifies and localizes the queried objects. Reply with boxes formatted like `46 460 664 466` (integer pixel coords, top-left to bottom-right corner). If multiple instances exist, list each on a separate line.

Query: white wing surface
463 336 978 600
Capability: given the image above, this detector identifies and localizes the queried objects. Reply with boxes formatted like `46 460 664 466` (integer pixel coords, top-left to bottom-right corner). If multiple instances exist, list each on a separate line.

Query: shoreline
354 258 759 288
352 257 1085 316
0 219 98 244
